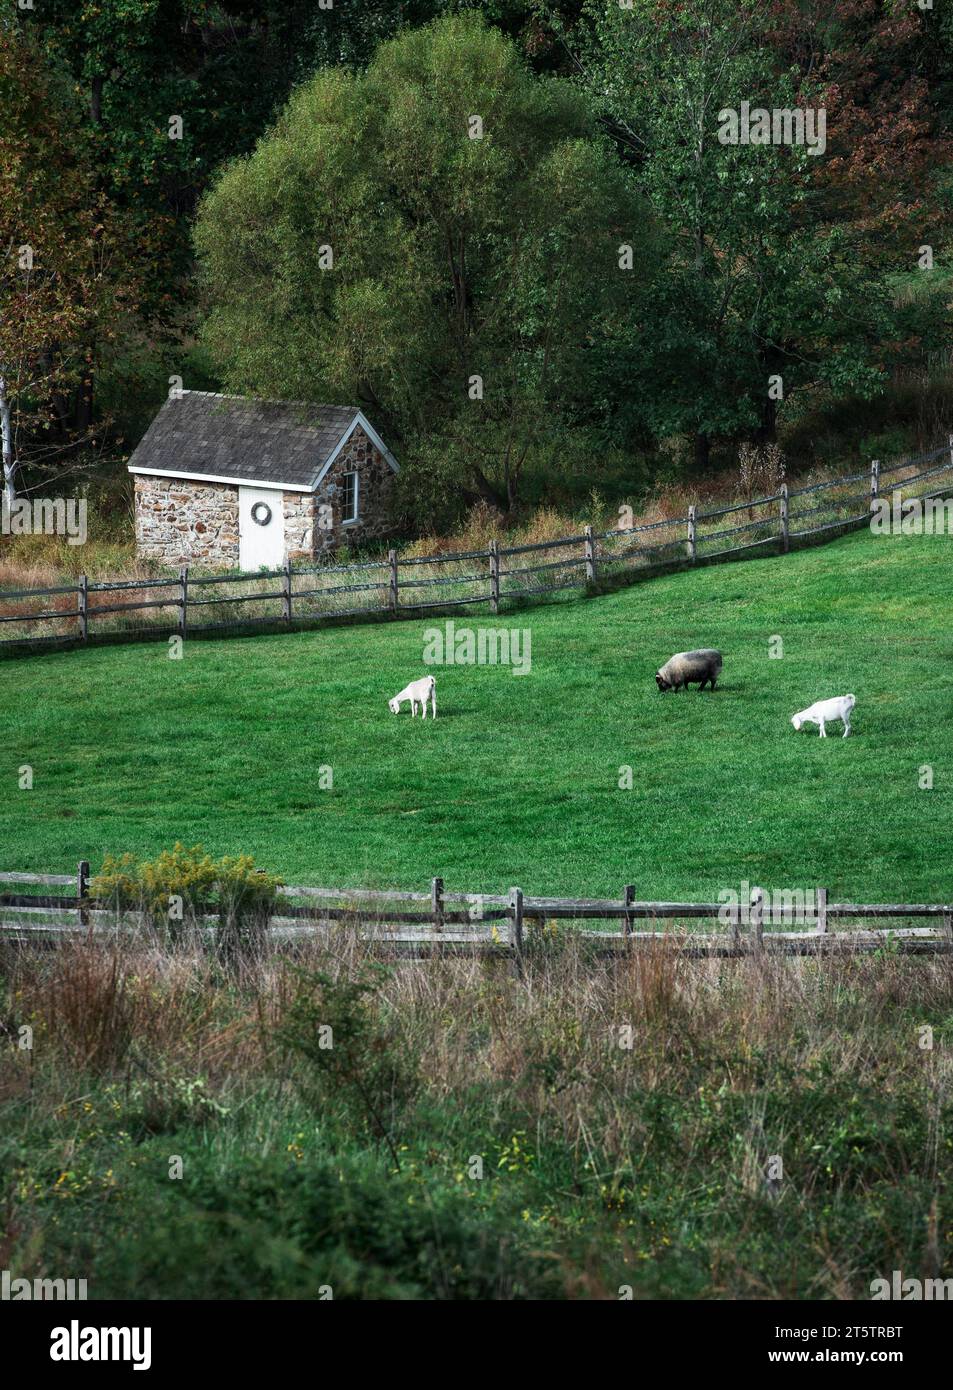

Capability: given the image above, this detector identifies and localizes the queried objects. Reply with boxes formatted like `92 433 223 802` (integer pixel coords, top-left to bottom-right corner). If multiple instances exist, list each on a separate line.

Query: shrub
44 1143 564 1299
276 965 420 1166
90 843 282 950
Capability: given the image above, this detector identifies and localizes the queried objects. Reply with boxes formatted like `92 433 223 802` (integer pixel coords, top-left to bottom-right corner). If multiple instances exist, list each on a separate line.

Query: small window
341 470 359 524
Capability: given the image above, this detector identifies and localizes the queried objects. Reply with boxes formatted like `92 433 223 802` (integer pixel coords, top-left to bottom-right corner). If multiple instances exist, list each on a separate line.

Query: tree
545 0 950 468
24 2 574 327
0 22 127 497
195 12 655 517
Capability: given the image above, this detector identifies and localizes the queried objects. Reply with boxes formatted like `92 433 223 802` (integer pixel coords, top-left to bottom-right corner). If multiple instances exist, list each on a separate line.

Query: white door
239 486 285 571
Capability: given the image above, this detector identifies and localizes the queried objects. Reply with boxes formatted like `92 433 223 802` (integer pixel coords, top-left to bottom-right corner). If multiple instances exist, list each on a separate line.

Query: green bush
277 966 420 1167
36 1142 564 1300
90 843 282 948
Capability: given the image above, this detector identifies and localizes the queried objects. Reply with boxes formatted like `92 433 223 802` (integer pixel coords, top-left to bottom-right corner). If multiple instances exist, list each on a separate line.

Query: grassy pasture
2 527 952 901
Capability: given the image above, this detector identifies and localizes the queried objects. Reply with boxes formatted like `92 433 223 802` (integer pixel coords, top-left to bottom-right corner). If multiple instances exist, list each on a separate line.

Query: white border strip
127 466 313 493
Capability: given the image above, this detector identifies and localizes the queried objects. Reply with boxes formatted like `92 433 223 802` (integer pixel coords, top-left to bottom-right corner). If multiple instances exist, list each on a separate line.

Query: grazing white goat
388 675 436 720
791 693 856 738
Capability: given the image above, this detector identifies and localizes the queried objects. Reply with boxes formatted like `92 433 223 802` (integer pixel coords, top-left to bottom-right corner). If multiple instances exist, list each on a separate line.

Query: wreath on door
250 501 272 526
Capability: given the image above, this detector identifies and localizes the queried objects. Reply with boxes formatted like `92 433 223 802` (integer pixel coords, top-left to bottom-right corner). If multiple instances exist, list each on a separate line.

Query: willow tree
195 12 655 519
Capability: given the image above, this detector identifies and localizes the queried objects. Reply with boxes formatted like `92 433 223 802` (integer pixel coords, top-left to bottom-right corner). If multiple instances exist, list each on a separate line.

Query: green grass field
4 527 952 900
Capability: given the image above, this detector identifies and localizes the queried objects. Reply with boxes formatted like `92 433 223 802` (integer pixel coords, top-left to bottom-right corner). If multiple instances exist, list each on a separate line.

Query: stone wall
283 492 316 561
134 475 239 567
316 426 395 554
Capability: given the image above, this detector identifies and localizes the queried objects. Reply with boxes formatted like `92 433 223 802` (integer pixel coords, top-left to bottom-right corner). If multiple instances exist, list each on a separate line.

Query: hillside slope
4 528 952 900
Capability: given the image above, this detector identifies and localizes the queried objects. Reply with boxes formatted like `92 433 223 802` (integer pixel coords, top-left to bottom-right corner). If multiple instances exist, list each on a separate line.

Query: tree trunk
754 394 777 445
74 345 96 436
90 73 104 125
468 464 506 511
1 375 15 506
694 430 710 473
43 345 72 440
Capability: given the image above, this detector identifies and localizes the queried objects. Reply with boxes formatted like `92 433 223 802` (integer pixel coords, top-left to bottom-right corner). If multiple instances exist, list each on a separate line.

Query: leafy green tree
23 2 574 322
545 0 938 468
195 12 655 517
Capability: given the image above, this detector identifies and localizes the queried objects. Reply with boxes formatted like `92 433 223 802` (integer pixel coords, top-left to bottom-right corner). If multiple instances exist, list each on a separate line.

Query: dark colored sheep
655 649 723 692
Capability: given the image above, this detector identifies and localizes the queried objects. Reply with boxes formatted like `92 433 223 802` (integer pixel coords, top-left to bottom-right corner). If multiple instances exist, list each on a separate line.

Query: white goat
388 675 436 719
791 693 856 738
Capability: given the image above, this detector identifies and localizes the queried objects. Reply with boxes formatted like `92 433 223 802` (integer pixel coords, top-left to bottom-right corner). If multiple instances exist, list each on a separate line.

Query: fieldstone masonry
282 490 315 561
319 426 395 551
134 476 239 567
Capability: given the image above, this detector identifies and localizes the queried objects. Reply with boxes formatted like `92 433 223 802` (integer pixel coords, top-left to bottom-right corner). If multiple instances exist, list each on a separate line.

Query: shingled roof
126 391 397 491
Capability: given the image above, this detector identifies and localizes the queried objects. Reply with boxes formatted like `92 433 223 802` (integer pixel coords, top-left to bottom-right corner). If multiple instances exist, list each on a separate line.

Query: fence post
179 565 189 638
623 883 634 940
78 574 88 642
388 549 398 613
687 505 697 562
584 525 596 583
77 860 90 930
815 886 828 935
489 540 500 615
779 484 789 554
509 886 524 957
283 559 293 623
870 459 880 508
750 884 764 953
431 876 444 935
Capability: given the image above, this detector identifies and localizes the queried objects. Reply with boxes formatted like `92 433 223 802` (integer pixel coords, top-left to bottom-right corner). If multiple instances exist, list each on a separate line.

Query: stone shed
127 391 399 571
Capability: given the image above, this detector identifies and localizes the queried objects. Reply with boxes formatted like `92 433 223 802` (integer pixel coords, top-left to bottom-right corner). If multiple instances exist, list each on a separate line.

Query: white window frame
341 470 359 525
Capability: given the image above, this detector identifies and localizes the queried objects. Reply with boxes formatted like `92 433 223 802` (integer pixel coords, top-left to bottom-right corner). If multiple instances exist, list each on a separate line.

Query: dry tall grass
4 933 951 1297
8 931 951 1132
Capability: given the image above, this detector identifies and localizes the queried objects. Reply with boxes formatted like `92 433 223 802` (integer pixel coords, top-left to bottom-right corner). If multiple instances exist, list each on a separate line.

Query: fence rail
3 441 953 652
1 869 951 956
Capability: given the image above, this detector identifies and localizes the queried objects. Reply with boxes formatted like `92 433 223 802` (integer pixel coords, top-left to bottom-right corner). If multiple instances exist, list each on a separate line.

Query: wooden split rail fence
3 444 953 651
2 870 951 957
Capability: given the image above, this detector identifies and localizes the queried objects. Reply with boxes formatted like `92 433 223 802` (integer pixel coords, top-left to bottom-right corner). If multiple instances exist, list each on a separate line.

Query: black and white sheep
655 649 722 692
